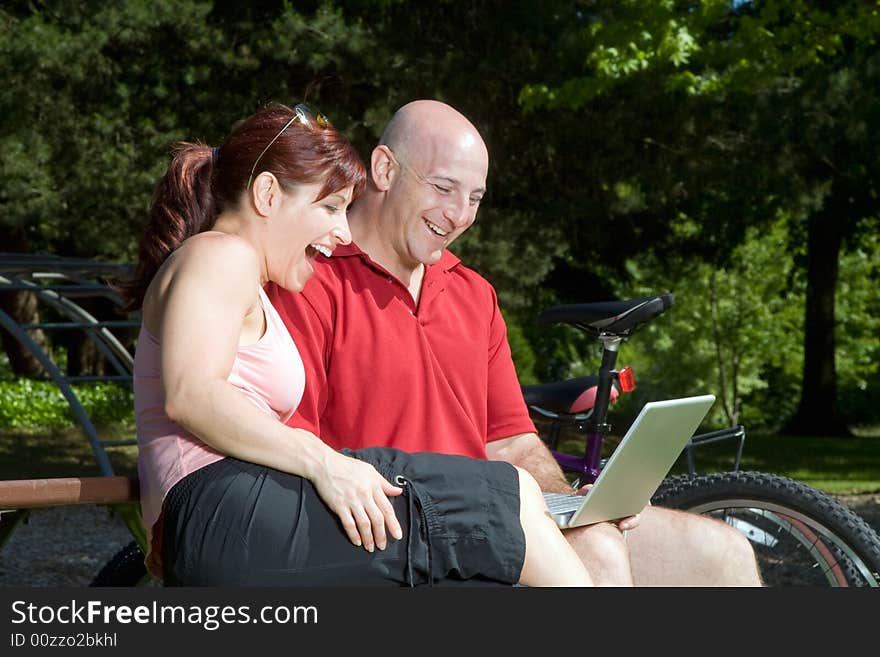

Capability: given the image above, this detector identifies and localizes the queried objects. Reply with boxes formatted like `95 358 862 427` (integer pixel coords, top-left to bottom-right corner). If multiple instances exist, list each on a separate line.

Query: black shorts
160 447 526 586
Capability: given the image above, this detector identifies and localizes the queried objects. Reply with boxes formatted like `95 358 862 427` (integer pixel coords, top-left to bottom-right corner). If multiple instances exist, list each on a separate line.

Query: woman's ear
252 172 279 217
371 145 397 192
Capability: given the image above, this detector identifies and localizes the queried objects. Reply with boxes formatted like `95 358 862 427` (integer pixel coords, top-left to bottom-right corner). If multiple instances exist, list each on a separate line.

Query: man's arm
487 432 643 530
486 432 573 494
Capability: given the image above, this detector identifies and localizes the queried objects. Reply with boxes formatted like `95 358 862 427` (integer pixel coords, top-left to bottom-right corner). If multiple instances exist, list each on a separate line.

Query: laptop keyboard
543 492 585 514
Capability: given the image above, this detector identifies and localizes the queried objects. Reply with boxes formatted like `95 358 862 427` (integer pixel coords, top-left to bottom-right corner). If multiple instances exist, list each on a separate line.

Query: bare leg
562 521 634 586
562 507 761 586
515 467 594 586
564 507 761 586
623 506 761 586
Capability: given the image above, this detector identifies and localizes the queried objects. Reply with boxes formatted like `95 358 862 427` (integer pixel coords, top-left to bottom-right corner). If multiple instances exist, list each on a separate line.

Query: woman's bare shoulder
177 232 258 270
142 232 260 327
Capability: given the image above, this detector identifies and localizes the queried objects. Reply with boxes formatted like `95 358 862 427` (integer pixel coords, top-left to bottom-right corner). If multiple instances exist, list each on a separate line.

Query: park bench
0 476 139 509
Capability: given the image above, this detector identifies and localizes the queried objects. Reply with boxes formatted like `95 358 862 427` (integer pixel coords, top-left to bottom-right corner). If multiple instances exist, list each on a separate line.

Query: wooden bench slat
0 476 139 509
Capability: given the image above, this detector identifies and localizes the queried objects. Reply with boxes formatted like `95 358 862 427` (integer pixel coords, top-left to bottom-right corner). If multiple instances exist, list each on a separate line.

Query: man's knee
566 522 631 574
560 522 635 585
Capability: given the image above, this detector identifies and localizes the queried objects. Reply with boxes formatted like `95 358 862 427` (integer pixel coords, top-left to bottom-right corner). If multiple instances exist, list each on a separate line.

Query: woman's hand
312 451 404 552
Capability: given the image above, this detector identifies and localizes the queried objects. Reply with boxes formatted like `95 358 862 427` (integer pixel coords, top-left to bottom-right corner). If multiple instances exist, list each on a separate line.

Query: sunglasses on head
245 103 330 191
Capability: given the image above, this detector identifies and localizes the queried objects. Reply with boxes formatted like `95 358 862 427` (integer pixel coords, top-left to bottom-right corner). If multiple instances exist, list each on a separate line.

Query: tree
611 217 804 431
3 1 878 435
520 0 880 434
0 0 375 374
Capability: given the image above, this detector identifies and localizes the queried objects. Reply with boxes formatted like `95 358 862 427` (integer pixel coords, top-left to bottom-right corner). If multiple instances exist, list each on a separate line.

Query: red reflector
617 366 636 392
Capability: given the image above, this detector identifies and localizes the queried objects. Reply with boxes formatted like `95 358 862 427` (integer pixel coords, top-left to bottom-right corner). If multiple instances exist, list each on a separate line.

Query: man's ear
252 172 279 217
371 145 397 192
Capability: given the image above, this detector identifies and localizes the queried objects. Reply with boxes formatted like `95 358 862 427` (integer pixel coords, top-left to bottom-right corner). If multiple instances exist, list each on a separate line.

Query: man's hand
575 483 644 532
312 452 404 552
487 434 646 532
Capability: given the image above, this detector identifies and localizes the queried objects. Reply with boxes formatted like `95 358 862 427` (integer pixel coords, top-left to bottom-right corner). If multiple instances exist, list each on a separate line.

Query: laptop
543 394 716 528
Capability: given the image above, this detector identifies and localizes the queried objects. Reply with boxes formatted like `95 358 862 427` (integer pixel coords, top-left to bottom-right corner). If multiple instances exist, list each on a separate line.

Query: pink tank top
134 286 305 575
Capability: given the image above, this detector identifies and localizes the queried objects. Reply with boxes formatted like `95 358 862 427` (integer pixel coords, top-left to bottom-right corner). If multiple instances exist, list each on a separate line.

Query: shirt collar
331 242 461 274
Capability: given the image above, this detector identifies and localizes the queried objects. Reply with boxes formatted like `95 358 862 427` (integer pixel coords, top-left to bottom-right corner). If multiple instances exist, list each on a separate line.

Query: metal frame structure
0 253 144 550
0 252 139 475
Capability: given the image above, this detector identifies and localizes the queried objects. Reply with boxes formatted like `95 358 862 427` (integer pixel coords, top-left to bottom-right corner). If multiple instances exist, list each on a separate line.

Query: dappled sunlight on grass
852 424 880 439
736 433 880 488
792 479 880 495
0 423 138 480
554 427 880 495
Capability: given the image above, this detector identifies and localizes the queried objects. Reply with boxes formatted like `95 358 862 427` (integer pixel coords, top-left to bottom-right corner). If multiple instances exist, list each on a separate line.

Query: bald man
267 100 761 585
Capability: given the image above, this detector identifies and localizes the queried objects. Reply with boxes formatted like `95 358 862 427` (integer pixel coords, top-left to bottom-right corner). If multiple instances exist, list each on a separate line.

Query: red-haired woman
122 103 592 587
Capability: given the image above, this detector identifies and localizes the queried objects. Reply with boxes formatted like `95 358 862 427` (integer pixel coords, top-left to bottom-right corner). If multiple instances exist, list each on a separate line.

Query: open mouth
307 244 332 258
424 219 448 238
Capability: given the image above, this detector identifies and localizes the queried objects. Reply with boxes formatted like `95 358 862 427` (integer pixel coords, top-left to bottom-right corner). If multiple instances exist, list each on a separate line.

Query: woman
121 102 591 586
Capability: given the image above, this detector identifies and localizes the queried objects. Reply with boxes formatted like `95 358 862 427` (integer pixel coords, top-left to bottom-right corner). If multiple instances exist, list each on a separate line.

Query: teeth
425 220 448 237
311 244 332 257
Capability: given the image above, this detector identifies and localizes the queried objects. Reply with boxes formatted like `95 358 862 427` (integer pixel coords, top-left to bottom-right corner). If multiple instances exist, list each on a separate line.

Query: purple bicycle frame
548 336 623 485
552 432 603 484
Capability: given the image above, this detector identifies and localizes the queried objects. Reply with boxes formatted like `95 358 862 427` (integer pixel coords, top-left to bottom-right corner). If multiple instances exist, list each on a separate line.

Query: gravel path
1 494 879 587
0 506 133 587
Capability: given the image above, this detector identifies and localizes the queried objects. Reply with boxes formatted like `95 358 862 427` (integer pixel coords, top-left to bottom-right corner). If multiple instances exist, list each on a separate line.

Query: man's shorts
161 447 526 586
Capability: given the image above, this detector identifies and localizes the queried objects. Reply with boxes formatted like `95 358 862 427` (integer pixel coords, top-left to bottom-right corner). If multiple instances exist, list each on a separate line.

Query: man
267 100 761 585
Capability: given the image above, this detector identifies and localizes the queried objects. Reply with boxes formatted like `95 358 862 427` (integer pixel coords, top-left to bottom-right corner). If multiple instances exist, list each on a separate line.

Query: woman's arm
148 235 402 551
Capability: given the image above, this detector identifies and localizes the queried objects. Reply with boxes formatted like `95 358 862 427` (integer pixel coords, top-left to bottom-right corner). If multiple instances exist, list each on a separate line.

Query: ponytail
117 142 217 310
117 102 367 311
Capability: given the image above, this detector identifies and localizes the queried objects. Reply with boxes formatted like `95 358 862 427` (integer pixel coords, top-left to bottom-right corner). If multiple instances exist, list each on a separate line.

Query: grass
0 424 138 480
1 421 879 496
551 418 880 495
682 430 880 495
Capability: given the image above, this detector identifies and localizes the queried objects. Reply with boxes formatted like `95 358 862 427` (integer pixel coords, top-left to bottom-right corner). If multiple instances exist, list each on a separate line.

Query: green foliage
602 214 880 431
0 0 573 315
503 313 538 386
520 0 707 110
2 0 879 432
610 216 804 430
0 0 375 258
0 380 133 429
521 1 880 110
513 0 880 432
837 223 880 421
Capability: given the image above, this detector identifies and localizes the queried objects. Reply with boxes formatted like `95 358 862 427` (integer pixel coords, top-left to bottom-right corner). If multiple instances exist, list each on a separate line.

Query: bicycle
522 292 880 586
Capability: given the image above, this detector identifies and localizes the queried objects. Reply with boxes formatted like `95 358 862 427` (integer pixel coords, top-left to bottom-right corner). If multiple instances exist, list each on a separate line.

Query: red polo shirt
266 243 536 459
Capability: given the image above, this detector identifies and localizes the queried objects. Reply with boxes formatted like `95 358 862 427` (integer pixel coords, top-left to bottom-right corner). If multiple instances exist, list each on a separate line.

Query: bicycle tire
90 540 152 587
652 470 880 587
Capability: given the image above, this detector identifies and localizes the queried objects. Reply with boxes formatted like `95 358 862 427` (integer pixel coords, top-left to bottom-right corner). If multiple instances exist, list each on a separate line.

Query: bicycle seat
538 293 674 338
522 376 619 415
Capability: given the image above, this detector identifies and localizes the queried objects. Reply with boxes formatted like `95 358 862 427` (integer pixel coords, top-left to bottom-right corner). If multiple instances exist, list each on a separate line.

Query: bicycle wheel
652 471 880 587
90 540 153 587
